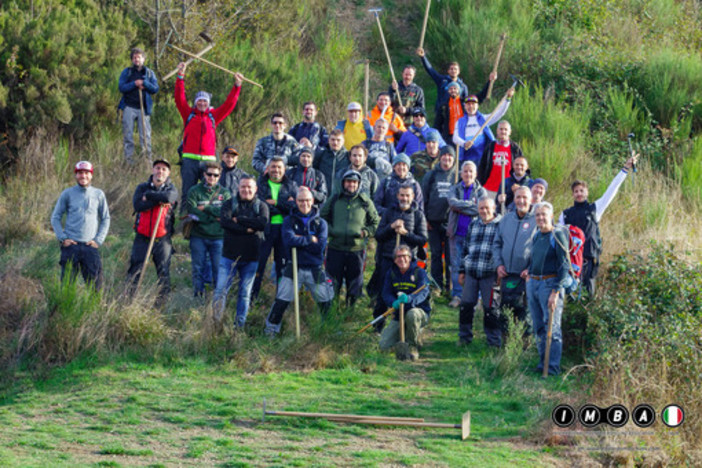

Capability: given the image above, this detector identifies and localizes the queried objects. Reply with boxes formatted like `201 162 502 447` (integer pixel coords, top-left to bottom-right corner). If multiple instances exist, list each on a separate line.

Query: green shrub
587 244 702 463
0 0 136 152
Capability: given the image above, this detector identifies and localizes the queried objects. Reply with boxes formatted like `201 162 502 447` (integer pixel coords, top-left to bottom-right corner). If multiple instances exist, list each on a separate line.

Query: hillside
1 0 701 465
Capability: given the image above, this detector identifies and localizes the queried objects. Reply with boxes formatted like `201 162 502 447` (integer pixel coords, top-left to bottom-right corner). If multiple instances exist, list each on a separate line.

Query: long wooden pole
137 89 149 162
364 59 370 116
168 44 264 89
372 12 403 108
268 411 424 423
486 33 507 101
162 43 214 81
134 204 166 294
418 0 432 51
292 247 300 339
356 284 427 334
542 300 555 378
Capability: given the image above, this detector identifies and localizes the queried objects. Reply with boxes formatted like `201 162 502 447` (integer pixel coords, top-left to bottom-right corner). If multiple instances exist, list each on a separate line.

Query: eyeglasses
395 254 410 259
205 173 220 178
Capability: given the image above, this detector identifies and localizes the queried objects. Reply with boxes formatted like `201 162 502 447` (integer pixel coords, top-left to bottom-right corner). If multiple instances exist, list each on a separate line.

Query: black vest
563 201 602 259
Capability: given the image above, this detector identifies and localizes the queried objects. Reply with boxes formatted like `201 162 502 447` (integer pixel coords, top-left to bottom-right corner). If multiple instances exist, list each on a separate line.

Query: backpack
177 110 215 164
553 225 585 295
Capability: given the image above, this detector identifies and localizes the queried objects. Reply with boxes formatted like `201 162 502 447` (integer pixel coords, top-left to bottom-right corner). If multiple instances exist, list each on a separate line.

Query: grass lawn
0 288 580 467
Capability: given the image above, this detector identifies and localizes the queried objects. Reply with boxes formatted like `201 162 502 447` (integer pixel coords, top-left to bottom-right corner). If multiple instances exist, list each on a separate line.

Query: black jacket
133 176 179 235
375 201 428 259
256 174 298 225
421 165 456 223
286 165 328 205
220 196 269 262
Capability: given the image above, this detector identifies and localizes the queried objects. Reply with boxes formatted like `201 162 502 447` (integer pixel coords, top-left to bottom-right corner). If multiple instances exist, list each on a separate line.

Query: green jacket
186 182 232 239
321 189 379 252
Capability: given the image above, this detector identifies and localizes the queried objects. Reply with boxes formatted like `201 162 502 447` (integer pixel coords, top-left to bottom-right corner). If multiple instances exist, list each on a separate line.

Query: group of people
50 47 638 372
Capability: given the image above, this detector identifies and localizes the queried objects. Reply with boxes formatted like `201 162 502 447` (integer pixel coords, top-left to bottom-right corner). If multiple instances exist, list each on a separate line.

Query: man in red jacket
174 61 243 208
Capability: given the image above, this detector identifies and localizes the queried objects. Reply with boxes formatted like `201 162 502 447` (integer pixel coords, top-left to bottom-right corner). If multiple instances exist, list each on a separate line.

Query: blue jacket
420 55 468 110
118 66 159 115
382 261 431 318
282 206 328 268
395 124 447 156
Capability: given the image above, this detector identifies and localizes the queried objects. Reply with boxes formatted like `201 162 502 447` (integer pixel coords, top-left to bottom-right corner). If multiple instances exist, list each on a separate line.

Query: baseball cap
74 161 93 173
347 102 362 111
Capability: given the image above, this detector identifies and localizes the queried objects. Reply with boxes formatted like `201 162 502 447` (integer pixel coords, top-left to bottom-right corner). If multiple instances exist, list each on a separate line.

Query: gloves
392 299 401 310
398 293 410 304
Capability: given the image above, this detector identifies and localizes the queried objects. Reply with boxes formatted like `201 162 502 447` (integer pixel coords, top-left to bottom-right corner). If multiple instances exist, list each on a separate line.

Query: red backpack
545 225 585 295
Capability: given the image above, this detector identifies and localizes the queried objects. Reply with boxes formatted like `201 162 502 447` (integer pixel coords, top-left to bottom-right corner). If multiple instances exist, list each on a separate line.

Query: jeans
189 235 223 295
427 221 450 291
122 106 152 163
59 243 103 290
527 277 563 375
449 235 466 298
127 234 173 296
213 257 258 327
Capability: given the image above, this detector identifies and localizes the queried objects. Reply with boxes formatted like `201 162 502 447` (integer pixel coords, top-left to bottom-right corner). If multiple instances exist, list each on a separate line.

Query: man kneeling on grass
379 244 431 361
264 187 334 337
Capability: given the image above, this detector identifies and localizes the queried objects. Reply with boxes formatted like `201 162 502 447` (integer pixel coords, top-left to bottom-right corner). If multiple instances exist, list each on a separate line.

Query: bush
586 244 702 464
0 0 137 155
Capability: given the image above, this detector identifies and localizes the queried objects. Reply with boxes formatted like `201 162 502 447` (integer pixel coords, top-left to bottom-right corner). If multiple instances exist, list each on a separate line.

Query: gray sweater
492 210 536 275
51 185 110 245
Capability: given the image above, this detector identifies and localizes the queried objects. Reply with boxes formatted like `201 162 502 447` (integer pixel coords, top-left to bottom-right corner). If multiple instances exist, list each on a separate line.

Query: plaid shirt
460 214 502 279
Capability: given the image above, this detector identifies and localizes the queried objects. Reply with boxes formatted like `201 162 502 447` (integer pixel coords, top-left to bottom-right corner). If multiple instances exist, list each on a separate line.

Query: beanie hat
425 130 440 142
193 91 211 107
392 153 411 167
530 178 549 192
440 146 455 157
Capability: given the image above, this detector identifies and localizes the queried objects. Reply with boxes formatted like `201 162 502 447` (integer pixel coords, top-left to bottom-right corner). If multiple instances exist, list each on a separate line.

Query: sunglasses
205 173 220 177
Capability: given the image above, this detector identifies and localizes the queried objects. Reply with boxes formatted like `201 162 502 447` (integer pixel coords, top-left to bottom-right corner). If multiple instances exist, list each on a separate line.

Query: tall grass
631 50 702 130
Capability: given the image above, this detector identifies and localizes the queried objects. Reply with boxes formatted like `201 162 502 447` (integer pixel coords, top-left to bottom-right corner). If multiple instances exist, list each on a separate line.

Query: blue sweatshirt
51 185 110 245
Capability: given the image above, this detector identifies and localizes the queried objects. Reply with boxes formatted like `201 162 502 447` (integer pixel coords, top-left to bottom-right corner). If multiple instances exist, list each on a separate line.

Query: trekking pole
292 247 300 339
364 59 370 118
138 89 150 163
369 8 403 108
418 0 432 51
486 33 507 101
134 204 167 295
542 298 556 378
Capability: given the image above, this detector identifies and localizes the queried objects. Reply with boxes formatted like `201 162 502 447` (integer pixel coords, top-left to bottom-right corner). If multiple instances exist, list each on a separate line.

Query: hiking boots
409 346 419 361
449 296 461 308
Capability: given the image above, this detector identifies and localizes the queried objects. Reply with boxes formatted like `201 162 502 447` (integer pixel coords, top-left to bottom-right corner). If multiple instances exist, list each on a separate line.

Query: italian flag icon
662 405 684 427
